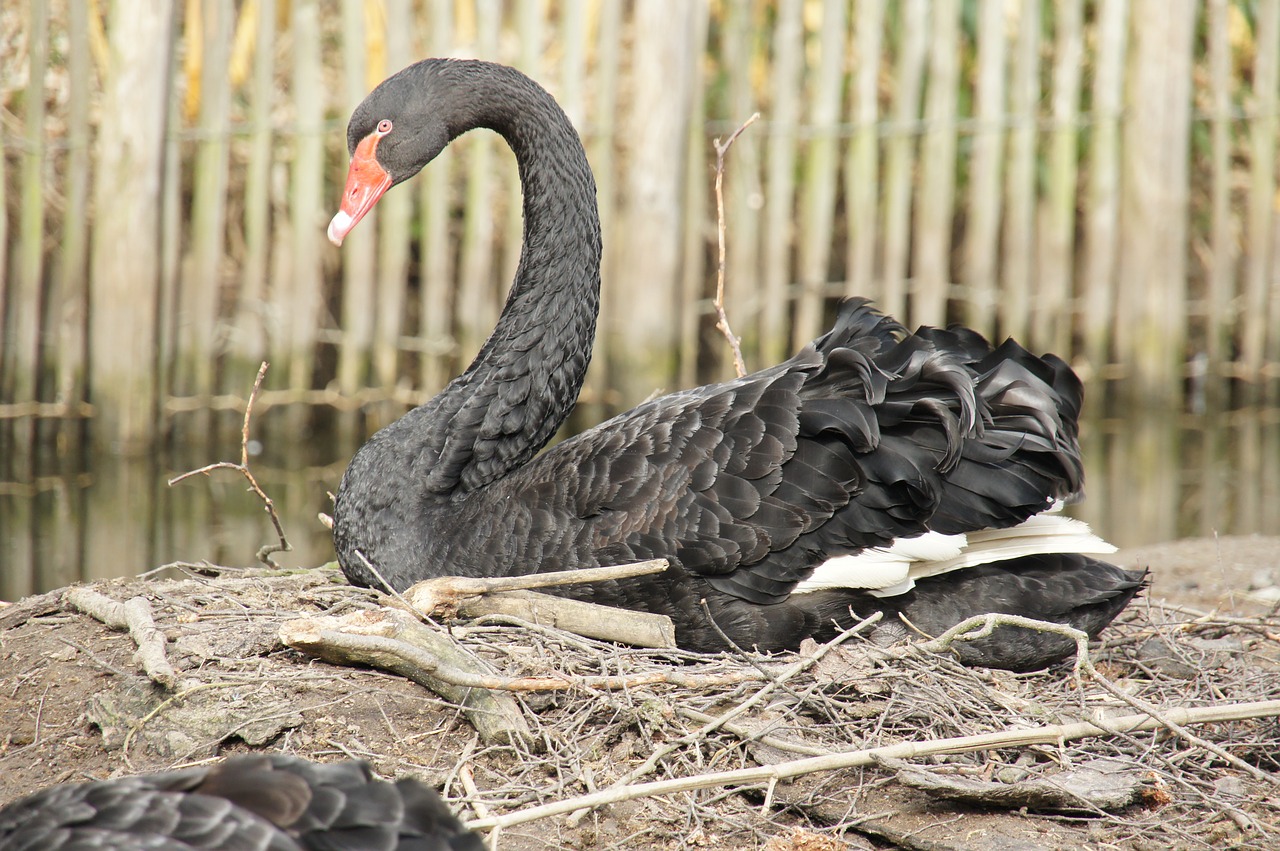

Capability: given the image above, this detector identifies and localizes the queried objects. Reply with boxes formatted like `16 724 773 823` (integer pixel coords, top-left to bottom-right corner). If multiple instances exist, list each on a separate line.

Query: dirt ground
1 535 1277 850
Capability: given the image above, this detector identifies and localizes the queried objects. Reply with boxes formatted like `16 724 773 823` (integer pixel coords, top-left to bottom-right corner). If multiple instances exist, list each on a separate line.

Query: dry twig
168 361 291 567
464 698 1280 832
64 587 178 689
405 559 675 648
712 113 759 379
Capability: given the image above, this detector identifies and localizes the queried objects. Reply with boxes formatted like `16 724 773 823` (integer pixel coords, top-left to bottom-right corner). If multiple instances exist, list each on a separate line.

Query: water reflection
2 405 1277 600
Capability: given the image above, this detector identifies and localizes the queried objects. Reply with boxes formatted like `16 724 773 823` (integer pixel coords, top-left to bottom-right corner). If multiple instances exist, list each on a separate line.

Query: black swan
326 59 1144 671
0 754 482 850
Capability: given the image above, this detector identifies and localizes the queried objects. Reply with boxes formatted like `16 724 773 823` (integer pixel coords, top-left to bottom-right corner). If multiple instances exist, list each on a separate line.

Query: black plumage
0 754 482 850
328 59 1144 671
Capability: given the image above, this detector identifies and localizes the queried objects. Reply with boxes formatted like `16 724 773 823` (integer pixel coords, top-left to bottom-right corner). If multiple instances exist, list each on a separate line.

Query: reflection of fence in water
3 407 1279 601
1072 407 1280 549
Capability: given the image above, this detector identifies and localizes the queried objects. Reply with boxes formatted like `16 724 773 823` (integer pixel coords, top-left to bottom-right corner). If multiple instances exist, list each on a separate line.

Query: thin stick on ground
463 697 1280 832
168 361 291 567
712 112 759 379
915 612 1280 787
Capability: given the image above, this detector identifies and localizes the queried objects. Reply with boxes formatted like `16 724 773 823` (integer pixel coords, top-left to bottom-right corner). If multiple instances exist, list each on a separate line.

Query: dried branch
64 587 178 689
406 559 670 605
464 698 1280 832
447 590 676 649
566 612 883 825
279 608 532 746
168 362 291 567
404 559 675 648
280 608 757 695
712 112 759 379
899 612 1280 787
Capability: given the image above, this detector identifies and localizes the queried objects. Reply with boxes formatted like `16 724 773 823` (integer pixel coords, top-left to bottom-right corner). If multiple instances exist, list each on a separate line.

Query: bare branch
712 112 759 378
464 698 1280 832
168 362 291 567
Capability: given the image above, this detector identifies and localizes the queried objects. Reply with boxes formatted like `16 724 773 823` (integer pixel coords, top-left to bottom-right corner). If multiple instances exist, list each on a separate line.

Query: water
2 405 1278 601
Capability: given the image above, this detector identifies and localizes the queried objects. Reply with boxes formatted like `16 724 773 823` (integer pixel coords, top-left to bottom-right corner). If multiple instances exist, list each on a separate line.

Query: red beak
328 131 392 246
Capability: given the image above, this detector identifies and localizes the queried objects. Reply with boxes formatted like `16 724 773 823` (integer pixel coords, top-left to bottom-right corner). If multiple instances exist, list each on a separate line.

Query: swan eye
377 119 393 134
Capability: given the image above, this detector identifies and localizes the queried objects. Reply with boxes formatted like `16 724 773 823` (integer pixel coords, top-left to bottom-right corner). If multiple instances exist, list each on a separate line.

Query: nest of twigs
2 565 1278 851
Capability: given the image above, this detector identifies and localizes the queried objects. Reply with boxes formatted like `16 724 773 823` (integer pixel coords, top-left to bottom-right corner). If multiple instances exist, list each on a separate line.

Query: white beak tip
327 211 353 246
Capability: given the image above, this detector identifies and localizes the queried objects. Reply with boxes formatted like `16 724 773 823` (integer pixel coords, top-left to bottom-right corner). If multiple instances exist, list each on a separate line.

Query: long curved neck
415 64 602 495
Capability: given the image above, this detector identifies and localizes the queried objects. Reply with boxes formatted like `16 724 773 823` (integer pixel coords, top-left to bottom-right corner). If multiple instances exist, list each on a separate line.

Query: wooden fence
1 0 1278 452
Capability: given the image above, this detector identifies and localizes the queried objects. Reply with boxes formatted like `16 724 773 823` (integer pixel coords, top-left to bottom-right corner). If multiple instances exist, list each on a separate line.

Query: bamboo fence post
962 0 1007 337
508 0 545 296
1035 0 1083 358
607 2 697 406
235 0 276 368
1081 0 1127 377
579 0 622 421
677 3 711 391
758 0 803 366
845 0 884 304
57 0 92 415
374 0 414 419
10 0 49 430
911 0 959 330
559 0 586 129
880 0 928 321
336 0 377 439
792 0 849 346
186 0 234 442
1204 0 1236 404
157 8 184 434
1117 0 1194 399
454 1 502 364
1243 0 1279 401
90 0 175 450
418 0 456 393
285 0 325 430
1001 0 1039 345
720 0 763 360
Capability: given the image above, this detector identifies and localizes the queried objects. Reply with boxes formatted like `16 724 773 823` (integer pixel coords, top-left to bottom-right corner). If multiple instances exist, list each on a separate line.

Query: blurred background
1 0 1278 599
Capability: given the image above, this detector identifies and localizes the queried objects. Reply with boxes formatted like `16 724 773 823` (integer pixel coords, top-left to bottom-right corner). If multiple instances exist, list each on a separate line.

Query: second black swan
326 59 1144 671
0 754 481 850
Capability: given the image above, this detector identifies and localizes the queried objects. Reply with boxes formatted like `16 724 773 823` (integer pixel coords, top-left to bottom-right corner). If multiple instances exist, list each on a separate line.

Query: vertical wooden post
578 0 622 422
90 0 175 450
911 0 959 329
419 0 456 393
57 0 93 417
792 0 849 345
1116 0 1195 399
1242 1 1280 400
374 0 414 404
285 0 325 426
1080 0 1127 377
235 0 277 368
758 0 803 365
880 0 928 321
844 0 884 304
337 0 377 421
1035 0 1083 357
1204 0 1236 404
720 0 764 359
8 0 49 429
186 0 234 439
962 0 1008 337
1001 0 1039 344
607 2 698 405
677 2 711 390
455 0 502 362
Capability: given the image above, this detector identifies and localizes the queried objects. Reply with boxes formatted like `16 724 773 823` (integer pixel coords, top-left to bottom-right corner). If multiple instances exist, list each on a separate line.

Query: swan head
329 60 456 245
